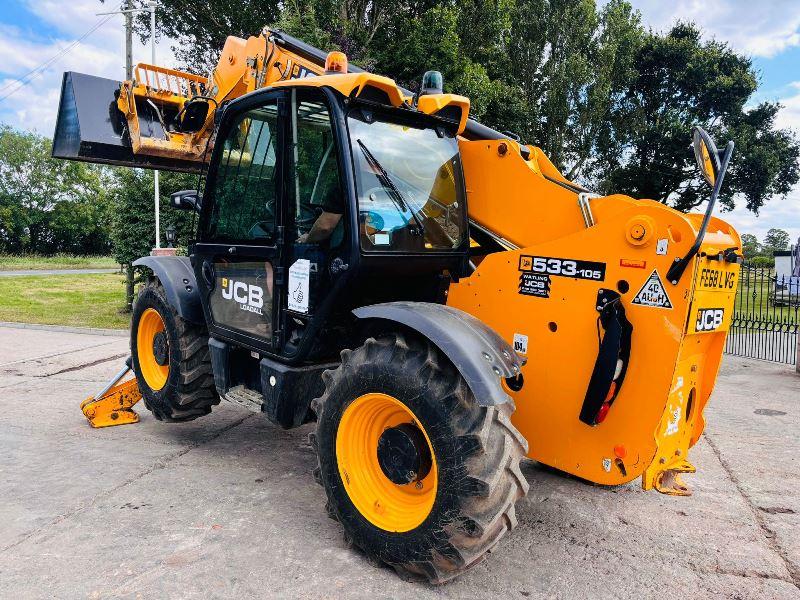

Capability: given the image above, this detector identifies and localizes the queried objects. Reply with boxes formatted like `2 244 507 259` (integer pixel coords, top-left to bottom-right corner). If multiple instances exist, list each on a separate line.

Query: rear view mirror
176 99 210 134
170 189 201 212
693 127 721 188
668 127 735 284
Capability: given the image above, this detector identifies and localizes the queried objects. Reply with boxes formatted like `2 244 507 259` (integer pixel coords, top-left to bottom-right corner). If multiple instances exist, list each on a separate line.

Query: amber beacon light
325 51 348 74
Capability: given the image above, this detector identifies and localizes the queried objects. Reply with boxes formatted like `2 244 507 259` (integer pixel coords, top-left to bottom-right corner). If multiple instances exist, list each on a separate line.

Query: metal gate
724 265 799 364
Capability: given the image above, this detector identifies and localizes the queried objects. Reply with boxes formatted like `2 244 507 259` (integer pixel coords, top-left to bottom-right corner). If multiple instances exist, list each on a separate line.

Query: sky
0 0 798 247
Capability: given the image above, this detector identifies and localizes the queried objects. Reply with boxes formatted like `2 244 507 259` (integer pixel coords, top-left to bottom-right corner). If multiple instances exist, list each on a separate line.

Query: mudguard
353 302 524 406
132 256 203 324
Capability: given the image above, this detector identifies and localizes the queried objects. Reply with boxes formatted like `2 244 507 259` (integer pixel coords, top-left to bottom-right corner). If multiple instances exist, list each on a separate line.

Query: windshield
348 108 467 252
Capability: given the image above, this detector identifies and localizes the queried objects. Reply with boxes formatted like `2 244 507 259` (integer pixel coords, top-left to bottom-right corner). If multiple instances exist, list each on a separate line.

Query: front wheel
131 279 219 421
310 333 529 583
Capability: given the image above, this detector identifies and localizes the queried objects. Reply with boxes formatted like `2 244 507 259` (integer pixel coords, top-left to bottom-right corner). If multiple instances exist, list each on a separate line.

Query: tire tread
311 332 528 584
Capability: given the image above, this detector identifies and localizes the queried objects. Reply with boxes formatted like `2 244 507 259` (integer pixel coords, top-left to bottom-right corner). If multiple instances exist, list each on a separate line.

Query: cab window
348 108 467 253
290 94 344 246
204 101 279 243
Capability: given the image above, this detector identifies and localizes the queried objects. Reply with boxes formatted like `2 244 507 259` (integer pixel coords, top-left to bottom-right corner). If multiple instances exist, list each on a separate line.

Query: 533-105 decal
518 255 606 281
518 255 607 299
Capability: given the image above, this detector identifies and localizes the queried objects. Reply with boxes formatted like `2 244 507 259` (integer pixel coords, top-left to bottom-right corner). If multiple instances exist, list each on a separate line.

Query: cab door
193 91 287 352
278 88 352 357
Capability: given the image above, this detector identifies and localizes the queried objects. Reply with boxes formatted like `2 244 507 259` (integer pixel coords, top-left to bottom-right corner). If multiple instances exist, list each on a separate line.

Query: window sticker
288 259 311 313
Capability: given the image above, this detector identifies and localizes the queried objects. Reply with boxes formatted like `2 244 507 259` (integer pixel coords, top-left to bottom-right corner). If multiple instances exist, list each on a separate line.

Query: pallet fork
80 357 142 428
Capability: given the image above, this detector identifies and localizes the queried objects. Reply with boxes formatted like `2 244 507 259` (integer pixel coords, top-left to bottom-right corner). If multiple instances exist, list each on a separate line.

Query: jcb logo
221 278 263 315
696 308 724 332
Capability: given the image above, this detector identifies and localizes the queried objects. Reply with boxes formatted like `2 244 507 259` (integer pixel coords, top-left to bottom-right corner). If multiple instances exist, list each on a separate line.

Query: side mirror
693 126 721 188
176 99 210 134
667 127 735 285
170 189 201 212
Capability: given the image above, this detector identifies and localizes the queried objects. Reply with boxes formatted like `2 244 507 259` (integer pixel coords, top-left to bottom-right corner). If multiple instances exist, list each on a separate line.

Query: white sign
513 333 529 355
632 269 673 309
288 259 310 313
656 238 668 255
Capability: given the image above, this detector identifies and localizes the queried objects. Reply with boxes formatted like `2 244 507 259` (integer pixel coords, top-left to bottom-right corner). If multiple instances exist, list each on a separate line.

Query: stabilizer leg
80 358 143 428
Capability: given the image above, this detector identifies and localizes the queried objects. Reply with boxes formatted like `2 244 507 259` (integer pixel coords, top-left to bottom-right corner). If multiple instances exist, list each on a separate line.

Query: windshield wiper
356 139 425 235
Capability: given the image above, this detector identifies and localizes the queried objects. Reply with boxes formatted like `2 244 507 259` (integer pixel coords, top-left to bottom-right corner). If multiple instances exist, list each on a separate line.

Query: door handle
227 246 237 255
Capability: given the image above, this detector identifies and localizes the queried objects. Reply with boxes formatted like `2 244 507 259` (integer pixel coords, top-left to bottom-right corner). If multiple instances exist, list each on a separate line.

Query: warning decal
519 272 551 298
632 269 673 309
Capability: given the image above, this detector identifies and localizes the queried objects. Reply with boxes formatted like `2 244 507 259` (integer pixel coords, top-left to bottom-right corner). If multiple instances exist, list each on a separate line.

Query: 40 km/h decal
632 269 673 309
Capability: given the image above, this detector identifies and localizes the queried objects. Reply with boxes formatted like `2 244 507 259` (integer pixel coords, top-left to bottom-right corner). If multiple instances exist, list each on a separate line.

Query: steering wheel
248 221 274 239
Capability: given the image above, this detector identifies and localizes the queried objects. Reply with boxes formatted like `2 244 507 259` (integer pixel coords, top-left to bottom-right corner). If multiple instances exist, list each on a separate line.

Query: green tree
110 168 197 310
763 228 791 254
739 233 760 259
117 0 281 72
0 126 111 255
125 1 800 216
598 23 799 213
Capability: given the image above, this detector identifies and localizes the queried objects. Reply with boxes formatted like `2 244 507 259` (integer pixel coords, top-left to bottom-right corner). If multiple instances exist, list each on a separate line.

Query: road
0 325 798 599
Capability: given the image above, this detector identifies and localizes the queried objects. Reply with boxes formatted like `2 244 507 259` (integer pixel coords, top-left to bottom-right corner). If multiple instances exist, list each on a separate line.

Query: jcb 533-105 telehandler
55 28 741 582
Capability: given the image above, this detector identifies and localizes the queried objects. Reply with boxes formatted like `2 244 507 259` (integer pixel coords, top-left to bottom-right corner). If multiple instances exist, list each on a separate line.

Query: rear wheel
310 333 529 583
131 279 219 421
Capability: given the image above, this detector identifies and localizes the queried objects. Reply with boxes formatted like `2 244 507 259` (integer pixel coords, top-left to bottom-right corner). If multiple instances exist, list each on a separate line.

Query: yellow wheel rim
137 308 169 391
336 393 438 532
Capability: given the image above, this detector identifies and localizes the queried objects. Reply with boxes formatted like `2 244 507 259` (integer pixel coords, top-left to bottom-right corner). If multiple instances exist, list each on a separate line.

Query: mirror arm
666 140 735 285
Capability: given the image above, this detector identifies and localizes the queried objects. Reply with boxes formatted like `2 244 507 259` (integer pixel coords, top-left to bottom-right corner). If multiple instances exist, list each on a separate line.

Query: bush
748 256 775 269
109 168 198 310
0 126 111 255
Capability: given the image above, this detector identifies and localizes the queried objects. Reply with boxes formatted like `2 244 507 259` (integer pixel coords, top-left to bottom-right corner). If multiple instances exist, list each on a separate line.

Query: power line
0 2 124 102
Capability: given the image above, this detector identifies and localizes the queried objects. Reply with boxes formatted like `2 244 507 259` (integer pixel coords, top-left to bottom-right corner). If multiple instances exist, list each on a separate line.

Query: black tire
131 279 219 421
310 333 529 583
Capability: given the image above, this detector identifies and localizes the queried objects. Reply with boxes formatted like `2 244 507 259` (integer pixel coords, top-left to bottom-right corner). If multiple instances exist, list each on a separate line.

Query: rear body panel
448 139 740 489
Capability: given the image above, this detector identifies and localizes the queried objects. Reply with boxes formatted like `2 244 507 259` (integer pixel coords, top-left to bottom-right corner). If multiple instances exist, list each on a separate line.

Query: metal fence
724 265 799 364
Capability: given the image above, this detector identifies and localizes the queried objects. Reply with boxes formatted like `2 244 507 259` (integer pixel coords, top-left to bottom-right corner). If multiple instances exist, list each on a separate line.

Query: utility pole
124 1 133 80
149 1 160 249
99 1 160 249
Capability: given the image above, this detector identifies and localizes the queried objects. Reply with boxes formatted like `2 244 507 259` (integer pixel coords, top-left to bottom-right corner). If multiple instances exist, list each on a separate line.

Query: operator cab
186 71 470 365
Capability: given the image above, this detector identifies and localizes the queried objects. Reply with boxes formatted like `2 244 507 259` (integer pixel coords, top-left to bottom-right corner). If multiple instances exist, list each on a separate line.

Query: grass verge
0 254 119 271
0 273 130 329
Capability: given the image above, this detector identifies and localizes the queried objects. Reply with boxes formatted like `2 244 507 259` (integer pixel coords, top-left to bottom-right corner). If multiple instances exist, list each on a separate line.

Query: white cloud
622 0 800 58
775 82 800 131
721 82 800 245
719 191 800 247
0 0 178 135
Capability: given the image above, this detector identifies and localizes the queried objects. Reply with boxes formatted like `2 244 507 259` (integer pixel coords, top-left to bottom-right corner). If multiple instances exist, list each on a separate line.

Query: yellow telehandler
56 28 741 582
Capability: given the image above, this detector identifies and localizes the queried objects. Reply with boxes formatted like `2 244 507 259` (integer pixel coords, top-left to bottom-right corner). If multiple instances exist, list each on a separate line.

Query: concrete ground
0 325 798 599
